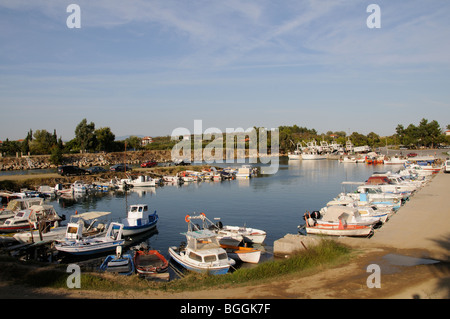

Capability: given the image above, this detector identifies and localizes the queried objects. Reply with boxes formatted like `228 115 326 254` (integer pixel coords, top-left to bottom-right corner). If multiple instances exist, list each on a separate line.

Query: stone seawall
0 150 173 171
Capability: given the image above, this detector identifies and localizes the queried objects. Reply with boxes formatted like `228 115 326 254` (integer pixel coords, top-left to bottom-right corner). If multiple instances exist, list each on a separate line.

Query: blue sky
1 0 449 141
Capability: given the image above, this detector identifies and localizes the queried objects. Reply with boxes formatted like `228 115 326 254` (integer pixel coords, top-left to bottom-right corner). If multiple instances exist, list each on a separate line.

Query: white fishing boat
326 199 392 223
220 244 261 264
217 224 266 244
0 204 63 234
163 175 182 184
168 214 235 275
121 204 158 236
303 221 373 237
300 140 328 160
0 197 44 222
288 143 302 160
195 214 266 245
14 210 109 244
315 206 382 227
301 153 327 160
384 156 408 165
71 180 89 193
301 208 374 237
120 175 158 187
55 221 124 256
339 156 365 163
235 165 253 178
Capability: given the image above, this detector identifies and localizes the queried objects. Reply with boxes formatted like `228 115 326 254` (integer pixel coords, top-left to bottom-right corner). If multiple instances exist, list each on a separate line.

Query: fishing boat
220 244 261 264
121 204 158 236
163 175 182 184
214 222 266 244
314 206 382 227
304 221 373 237
0 197 44 222
13 210 109 244
168 214 235 275
0 205 63 233
99 246 135 275
288 142 302 160
301 210 373 237
300 140 328 160
134 249 169 275
326 199 392 223
54 222 124 256
119 175 158 188
383 156 408 165
235 165 253 178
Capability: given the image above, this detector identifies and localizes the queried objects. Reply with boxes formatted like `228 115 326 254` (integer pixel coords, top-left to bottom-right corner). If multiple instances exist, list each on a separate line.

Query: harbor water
46 158 398 256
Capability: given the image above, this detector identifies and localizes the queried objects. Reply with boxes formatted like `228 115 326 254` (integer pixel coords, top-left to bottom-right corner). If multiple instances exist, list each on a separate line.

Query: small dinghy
100 246 135 275
220 244 261 264
134 249 169 275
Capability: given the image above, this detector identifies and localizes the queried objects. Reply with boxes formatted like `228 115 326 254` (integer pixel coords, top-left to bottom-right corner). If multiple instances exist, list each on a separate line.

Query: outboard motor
310 211 321 220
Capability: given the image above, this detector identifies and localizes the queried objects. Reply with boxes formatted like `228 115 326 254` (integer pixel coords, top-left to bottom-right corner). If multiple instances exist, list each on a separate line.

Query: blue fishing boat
121 204 158 236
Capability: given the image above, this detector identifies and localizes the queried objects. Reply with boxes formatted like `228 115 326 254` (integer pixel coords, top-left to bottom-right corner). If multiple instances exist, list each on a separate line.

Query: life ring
200 212 206 217
185 215 190 222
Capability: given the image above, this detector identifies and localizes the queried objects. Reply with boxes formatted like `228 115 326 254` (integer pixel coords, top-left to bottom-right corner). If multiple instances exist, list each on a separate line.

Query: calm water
46 157 396 256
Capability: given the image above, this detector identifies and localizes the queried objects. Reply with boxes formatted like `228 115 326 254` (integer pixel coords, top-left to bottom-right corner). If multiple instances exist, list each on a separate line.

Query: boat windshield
204 255 217 262
218 253 227 260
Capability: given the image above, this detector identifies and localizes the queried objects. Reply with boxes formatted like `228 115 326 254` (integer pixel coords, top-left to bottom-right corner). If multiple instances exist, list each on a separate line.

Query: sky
1 0 449 141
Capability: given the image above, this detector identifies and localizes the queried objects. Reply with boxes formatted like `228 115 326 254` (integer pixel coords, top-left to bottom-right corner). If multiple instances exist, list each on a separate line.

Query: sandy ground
0 171 449 300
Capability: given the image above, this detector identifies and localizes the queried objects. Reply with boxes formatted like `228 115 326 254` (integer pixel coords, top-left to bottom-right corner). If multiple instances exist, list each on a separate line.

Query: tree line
1 118 449 163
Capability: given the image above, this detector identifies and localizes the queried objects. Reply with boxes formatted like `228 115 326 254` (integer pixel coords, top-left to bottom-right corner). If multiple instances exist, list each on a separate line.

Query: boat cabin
3 209 37 226
125 204 153 226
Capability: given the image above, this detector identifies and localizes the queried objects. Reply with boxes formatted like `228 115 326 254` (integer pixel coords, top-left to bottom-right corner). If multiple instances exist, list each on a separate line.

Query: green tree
75 119 97 152
125 136 142 150
95 127 116 152
29 130 54 155
49 138 64 165
1 139 21 156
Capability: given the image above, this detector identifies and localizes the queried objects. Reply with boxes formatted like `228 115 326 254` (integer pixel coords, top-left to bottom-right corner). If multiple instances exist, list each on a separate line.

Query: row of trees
395 119 447 148
1 118 449 161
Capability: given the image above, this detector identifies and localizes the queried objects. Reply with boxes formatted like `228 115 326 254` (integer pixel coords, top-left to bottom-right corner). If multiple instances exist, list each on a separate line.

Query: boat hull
0 224 34 233
122 222 157 236
301 154 327 160
55 239 125 255
220 244 261 264
305 225 372 237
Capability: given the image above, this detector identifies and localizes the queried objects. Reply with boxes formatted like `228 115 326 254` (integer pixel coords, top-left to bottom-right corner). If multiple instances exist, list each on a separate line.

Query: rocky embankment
0 150 173 171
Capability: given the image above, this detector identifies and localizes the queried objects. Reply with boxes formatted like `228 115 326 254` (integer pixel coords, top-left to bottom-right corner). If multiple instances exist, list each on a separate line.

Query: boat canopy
72 211 111 220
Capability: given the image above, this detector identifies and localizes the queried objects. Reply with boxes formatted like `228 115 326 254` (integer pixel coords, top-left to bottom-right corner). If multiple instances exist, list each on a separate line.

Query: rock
273 234 320 256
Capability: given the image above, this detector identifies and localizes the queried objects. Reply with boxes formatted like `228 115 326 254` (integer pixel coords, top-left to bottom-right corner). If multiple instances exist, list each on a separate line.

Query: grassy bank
0 240 351 294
